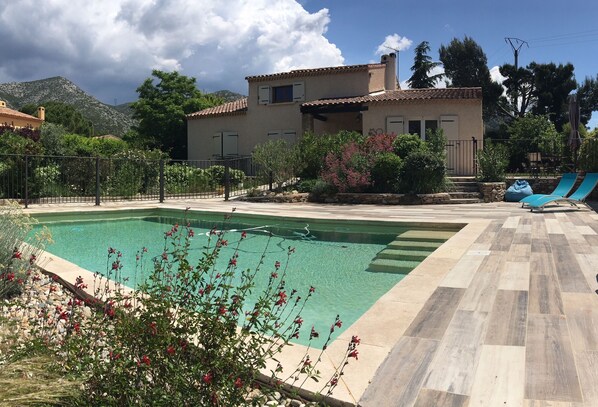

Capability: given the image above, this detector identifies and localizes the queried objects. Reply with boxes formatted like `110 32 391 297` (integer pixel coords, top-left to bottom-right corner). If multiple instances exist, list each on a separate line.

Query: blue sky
1 0 597 128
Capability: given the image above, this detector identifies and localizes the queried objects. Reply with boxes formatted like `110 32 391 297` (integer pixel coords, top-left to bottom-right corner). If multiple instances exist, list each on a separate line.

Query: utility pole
505 37 528 114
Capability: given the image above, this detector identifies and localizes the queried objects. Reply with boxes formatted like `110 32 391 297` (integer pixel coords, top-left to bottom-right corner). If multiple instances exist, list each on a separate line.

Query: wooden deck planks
549 234 592 293
359 336 439 407
574 350 598 406
489 228 516 251
485 290 528 346
499 261 530 291
413 389 470 407
457 271 500 313
440 254 486 289
423 310 488 395
469 345 526 407
525 314 583 403
404 287 465 340
529 274 565 315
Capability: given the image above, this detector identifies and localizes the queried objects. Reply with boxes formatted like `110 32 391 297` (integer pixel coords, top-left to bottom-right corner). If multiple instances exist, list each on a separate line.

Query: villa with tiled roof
0 100 45 129
187 54 483 173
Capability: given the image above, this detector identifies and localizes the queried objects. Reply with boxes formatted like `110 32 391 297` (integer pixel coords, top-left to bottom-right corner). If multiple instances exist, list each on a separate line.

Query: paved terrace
26 200 598 407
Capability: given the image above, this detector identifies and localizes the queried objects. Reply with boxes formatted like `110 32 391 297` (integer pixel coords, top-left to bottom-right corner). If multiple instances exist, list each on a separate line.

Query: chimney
0 100 6 108
38 106 45 121
381 53 397 91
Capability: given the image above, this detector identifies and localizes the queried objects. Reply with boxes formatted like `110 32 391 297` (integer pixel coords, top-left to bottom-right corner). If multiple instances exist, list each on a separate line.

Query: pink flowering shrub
321 134 396 193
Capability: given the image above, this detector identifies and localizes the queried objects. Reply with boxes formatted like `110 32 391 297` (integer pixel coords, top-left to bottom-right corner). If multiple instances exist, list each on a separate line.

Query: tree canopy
131 70 223 159
20 101 93 136
577 75 598 126
407 41 442 89
439 36 504 119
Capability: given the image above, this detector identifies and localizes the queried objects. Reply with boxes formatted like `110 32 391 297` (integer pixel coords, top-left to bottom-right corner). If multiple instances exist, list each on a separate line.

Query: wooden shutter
212 132 222 157
267 130 281 139
292 82 305 102
223 132 238 156
440 115 459 140
258 86 270 105
282 130 297 144
386 116 404 136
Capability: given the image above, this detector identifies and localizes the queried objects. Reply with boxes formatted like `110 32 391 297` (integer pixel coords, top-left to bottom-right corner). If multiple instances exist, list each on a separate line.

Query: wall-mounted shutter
386 116 404 136
223 132 238 156
258 86 270 105
282 130 297 144
440 115 459 140
213 132 222 157
292 82 305 102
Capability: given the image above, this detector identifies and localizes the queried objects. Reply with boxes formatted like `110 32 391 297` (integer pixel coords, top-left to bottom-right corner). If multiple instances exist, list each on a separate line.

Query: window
272 85 293 103
212 132 239 158
257 82 305 105
408 119 438 139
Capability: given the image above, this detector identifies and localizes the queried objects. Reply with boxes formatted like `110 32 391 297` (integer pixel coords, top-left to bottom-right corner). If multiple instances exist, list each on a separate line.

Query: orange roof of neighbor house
187 98 248 120
245 63 385 82
301 87 483 108
0 106 43 123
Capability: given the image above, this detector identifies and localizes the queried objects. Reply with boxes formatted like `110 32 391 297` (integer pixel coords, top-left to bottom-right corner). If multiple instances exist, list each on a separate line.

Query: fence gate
445 138 478 176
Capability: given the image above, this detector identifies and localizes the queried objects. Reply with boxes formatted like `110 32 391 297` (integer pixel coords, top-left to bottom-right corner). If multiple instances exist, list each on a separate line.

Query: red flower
241 231 247 239
310 326 319 339
271 272 278 279
149 321 157 335
49 285 57 293
229 258 237 266
329 377 338 386
351 335 361 345
234 377 243 388
335 319 342 328
309 286 315 293
203 372 213 385
161 252 168 260
179 339 187 350
188 229 195 237
108 247 116 254
105 307 116 318
139 355 151 366
166 345 176 356
12 249 22 260
111 261 120 271
303 357 311 367
5 272 15 282
348 350 359 360
274 261 281 269
219 306 227 315
294 317 303 327
73 323 80 333
275 291 287 306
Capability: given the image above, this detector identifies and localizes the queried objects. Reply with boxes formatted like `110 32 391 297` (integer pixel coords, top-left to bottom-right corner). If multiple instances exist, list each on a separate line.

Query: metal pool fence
0 155 273 207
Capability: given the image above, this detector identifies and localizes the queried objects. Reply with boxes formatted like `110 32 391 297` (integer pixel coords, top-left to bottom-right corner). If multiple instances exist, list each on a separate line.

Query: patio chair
528 173 598 212
520 173 578 207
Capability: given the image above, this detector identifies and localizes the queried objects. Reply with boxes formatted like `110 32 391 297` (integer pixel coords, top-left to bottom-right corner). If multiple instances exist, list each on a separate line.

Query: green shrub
252 139 302 191
425 128 447 157
392 134 427 158
204 165 246 188
400 150 446 193
476 142 509 182
296 179 318 193
0 202 49 299
33 164 62 197
297 131 364 179
309 179 336 199
371 153 402 193
164 164 211 193
578 138 598 172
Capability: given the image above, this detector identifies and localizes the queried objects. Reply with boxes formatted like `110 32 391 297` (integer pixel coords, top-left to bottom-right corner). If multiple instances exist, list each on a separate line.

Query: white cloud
0 0 343 103
490 65 507 84
375 34 413 55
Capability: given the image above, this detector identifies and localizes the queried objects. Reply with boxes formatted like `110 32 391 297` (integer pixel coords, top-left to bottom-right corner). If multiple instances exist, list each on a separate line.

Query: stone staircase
367 230 457 273
447 176 482 204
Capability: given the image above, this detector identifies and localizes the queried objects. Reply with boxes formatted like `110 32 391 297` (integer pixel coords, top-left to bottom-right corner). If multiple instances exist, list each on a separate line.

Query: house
0 100 45 129
187 54 483 174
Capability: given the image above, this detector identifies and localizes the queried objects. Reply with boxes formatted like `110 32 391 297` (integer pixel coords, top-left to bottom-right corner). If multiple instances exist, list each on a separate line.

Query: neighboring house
0 100 45 129
187 54 483 174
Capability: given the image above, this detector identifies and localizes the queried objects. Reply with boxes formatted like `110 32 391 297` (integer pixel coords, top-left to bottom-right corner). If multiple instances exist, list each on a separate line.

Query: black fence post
224 160 230 201
95 157 101 206
159 160 165 203
472 137 478 176
268 171 273 191
24 155 29 209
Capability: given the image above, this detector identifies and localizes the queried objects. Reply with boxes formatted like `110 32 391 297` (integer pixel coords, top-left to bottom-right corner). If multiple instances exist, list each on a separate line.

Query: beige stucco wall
187 114 249 160
313 111 362 134
361 99 483 140
0 115 43 129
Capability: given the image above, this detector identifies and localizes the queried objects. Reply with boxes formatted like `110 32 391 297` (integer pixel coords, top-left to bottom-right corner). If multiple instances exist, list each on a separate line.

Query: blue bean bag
505 179 533 202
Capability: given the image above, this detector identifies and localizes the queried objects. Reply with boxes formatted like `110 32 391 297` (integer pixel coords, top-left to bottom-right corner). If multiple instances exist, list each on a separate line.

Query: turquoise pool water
32 210 450 347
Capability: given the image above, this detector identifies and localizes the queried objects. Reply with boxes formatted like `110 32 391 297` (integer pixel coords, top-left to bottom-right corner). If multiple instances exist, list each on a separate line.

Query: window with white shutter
258 86 270 105
386 116 404 136
213 132 222 157
292 82 305 102
223 132 238 156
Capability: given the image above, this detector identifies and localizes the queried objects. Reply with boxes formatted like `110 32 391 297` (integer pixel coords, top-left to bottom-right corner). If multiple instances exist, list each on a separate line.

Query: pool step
368 258 422 273
377 248 430 262
396 230 457 242
387 240 443 251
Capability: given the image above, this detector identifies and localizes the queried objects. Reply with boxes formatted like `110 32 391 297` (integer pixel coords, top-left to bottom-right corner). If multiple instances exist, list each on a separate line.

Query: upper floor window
272 85 293 103
258 82 305 105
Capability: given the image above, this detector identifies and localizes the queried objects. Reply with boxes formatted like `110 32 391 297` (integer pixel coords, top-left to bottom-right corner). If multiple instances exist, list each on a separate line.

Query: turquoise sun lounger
528 173 598 212
520 173 578 207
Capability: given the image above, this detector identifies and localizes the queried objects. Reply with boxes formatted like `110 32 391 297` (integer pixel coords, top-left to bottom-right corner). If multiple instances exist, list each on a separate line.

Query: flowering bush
321 134 396 193
0 201 49 299
40 209 360 405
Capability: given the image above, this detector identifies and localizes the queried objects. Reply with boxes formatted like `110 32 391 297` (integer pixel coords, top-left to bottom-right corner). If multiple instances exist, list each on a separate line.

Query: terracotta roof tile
301 88 482 107
0 106 43 123
245 63 384 82
187 98 248 119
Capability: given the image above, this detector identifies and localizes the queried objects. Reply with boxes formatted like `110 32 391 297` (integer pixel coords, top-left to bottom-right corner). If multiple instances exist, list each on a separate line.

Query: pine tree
407 41 442 89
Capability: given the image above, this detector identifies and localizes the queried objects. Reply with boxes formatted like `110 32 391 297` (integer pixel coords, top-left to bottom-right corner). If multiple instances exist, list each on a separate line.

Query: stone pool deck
25 199 598 407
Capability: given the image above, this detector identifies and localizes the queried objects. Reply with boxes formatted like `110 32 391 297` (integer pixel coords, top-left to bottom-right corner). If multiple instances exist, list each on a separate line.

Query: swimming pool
32 209 460 347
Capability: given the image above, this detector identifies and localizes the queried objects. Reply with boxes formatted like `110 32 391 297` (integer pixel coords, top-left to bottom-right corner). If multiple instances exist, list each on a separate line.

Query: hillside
210 90 245 103
0 77 135 136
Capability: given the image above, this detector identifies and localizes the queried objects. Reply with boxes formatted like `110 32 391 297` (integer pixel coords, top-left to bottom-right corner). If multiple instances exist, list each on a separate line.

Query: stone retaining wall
478 182 506 203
